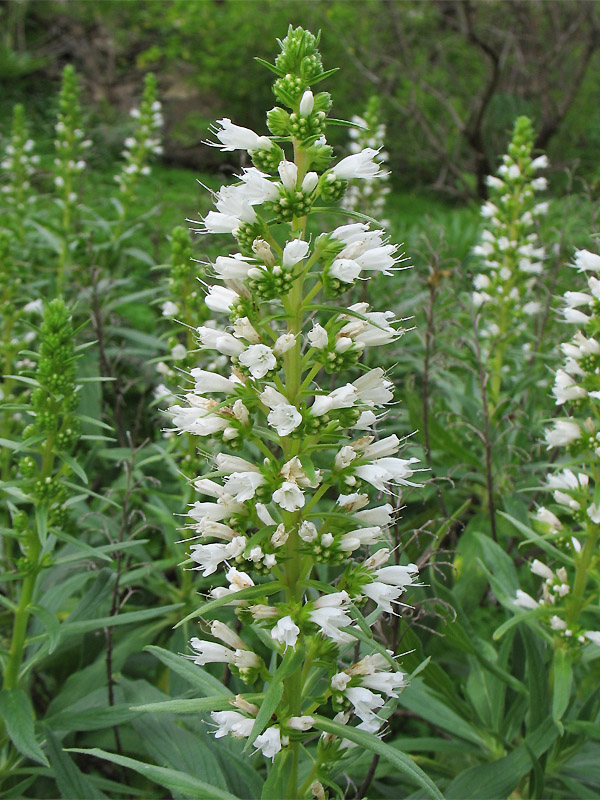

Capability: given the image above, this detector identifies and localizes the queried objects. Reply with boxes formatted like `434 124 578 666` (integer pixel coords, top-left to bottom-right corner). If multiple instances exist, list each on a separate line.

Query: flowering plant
160 27 438 799
511 247 600 659
471 116 549 406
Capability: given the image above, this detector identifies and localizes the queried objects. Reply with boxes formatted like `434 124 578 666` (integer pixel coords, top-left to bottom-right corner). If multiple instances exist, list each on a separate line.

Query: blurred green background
2 0 599 205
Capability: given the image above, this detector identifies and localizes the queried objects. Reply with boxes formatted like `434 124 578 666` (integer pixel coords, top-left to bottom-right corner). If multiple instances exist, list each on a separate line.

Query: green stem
566 524 599 629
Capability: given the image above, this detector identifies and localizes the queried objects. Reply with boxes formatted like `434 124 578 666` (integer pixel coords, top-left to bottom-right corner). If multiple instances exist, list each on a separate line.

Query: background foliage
1 2 600 799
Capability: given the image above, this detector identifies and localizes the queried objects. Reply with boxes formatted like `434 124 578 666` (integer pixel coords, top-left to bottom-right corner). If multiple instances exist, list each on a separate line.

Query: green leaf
261 748 293 799
44 727 106 798
397 678 492 750
175 581 282 627
35 504 48 547
254 56 283 76
243 669 285 753
0 689 49 767
68 748 241 800
30 604 60 654
57 452 88 484
312 715 443 800
132 694 264 715
552 648 573 726
445 719 559 799
45 704 138 733
145 645 232 696
493 608 547 640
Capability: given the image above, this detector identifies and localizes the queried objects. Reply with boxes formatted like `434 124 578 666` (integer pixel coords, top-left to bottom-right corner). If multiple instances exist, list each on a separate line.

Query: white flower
545 419 580 448
353 368 394 405
307 323 328 349
552 370 587 405
299 90 314 116
587 503 600 524
232 316 261 342
213 256 252 283
273 333 297 355
216 453 260 473
161 300 179 317
239 344 276 379
355 457 420 492
282 238 310 267
287 716 315 731
171 344 187 361
331 672 351 691
530 559 554 580
531 155 549 170
223 471 265 502
210 620 248 650
260 386 288 408
302 172 319 193
299 521 318 542
531 177 547 191
309 605 354 643
330 258 361 283
197 326 245 356
345 686 384 724
536 507 562 530
254 726 282 759
360 671 405 697
333 148 384 180
362 581 404 612
311 384 357 417
574 249 600 273
278 159 298 191
584 631 600 646
191 369 237 394
273 481 305 511
212 118 272 152
271 615 300 649
374 563 419 588
514 590 538 610
205 285 240 313
190 639 233 665
267 404 302 436
212 710 254 739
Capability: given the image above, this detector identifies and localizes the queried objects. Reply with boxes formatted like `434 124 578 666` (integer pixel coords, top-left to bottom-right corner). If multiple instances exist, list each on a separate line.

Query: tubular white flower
278 159 298 191
253 726 282 759
333 148 385 180
267 404 302 436
271 615 300 649
239 344 277 378
273 481 305 511
205 285 240 313
212 118 272 152
190 639 234 665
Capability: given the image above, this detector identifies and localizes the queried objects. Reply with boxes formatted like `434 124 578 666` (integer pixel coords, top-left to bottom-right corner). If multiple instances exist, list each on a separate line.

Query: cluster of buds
341 96 390 226
53 65 90 208
168 27 421 780
514 247 600 650
1 104 39 229
157 226 209 388
114 72 163 203
12 299 80 535
471 117 548 374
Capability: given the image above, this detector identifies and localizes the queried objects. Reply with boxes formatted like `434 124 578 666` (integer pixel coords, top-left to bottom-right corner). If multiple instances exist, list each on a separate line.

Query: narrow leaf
68 748 240 800
312 716 443 800
0 689 49 767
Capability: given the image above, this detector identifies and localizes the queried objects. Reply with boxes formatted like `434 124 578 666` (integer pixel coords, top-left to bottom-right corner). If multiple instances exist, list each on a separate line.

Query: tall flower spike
471 116 549 405
169 27 426 797
114 72 163 215
512 245 600 652
1 104 39 240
